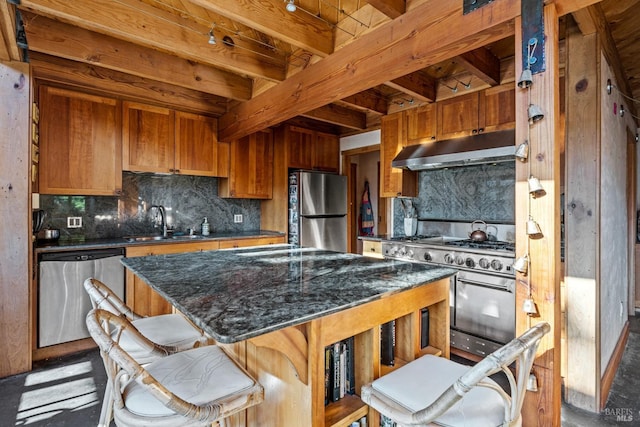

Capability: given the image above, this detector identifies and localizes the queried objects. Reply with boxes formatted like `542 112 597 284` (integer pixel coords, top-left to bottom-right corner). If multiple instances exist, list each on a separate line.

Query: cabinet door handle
478 128 484 133
472 129 478 134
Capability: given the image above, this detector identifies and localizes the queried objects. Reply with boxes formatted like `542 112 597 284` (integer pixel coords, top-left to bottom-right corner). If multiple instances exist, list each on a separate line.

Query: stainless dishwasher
38 247 125 347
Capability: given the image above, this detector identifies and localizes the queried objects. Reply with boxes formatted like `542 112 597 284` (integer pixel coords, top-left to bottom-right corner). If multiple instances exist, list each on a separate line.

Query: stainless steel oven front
449 269 515 357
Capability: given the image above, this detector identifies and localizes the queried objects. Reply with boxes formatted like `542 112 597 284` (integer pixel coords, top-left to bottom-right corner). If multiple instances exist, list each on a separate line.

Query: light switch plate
67 217 82 228
233 214 243 223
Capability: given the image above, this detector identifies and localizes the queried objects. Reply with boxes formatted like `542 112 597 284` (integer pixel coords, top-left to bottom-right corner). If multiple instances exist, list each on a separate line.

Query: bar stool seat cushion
370 355 506 426
122 346 257 418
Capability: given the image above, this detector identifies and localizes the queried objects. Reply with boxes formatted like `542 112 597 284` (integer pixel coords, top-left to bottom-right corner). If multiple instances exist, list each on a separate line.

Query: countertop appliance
288 171 347 252
381 232 515 358
38 247 125 347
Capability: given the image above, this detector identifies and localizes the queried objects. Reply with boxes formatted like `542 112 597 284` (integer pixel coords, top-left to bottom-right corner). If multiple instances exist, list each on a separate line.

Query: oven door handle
456 277 513 293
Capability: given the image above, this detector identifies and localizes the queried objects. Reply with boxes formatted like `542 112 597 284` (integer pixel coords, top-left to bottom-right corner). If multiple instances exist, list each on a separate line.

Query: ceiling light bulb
285 0 296 12
208 29 216 45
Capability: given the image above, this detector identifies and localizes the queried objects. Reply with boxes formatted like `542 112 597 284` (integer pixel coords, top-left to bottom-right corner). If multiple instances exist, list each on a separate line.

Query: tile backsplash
39 173 261 240
393 162 515 235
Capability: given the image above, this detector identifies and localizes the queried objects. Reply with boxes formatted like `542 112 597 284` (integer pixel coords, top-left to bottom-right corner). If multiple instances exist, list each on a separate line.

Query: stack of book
324 336 356 404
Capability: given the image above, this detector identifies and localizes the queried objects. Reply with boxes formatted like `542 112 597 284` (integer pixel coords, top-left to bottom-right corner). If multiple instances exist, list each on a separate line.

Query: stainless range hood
392 129 516 170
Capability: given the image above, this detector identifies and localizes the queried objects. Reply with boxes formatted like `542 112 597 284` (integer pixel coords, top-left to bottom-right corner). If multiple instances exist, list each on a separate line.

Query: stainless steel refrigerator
289 171 347 252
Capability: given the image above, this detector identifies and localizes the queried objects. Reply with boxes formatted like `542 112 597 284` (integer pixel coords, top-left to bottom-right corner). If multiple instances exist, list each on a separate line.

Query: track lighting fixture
285 0 296 12
528 104 544 124
526 216 543 238
528 175 545 196
515 141 529 162
513 254 529 275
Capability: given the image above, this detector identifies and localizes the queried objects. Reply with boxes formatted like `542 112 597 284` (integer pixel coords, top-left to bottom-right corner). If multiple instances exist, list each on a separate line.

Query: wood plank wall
0 60 31 377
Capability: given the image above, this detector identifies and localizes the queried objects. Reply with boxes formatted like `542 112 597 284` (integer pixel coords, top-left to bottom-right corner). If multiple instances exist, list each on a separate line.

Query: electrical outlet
67 216 82 228
233 214 243 223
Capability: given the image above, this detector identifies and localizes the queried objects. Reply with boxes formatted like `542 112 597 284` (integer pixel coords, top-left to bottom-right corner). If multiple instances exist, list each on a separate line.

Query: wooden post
0 60 32 377
514 5 562 426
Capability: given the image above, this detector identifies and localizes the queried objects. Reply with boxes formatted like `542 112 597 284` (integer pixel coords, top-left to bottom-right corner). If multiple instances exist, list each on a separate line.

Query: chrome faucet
150 205 168 237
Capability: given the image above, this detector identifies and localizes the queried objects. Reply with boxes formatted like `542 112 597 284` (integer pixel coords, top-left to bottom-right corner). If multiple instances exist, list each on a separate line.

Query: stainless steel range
382 235 516 358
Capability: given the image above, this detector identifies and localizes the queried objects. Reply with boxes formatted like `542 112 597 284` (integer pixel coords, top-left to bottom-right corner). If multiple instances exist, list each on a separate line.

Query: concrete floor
1 318 639 426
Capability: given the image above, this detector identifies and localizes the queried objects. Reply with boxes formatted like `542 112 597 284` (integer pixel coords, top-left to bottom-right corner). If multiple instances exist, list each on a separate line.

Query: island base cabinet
239 277 450 427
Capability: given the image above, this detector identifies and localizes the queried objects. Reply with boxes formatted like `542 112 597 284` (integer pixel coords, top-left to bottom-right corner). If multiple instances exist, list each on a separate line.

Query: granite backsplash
392 162 515 235
38 173 261 240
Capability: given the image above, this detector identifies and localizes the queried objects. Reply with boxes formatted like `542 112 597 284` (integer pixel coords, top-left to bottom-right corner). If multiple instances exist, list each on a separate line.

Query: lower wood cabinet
125 236 285 315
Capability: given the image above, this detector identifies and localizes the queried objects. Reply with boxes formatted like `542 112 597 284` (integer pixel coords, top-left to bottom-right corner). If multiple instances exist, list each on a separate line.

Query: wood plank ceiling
4 0 639 140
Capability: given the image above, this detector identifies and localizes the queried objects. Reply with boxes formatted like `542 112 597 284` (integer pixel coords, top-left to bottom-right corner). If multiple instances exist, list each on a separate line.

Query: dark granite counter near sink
121 244 457 344
34 230 285 253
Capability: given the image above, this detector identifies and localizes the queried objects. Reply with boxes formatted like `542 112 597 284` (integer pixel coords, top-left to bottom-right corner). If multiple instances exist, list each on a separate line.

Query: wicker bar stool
87 308 263 427
83 277 212 426
361 322 550 427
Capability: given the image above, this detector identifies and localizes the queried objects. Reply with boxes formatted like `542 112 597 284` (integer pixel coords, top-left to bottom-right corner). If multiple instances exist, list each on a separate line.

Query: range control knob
406 249 415 259
465 258 475 268
423 252 432 262
491 259 503 271
386 246 397 256
479 258 490 269
455 255 465 266
444 253 455 264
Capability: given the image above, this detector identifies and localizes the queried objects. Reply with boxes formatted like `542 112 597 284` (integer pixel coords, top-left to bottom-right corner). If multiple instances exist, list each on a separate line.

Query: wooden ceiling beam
0 2 20 61
454 47 501 86
301 103 367 130
18 0 285 81
366 0 406 19
22 13 252 101
188 0 334 57
219 0 518 141
339 89 388 115
386 72 437 103
30 52 228 115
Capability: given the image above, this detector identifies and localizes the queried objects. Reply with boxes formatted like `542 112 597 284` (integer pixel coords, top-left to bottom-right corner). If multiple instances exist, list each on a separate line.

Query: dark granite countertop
34 230 285 253
121 244 457 344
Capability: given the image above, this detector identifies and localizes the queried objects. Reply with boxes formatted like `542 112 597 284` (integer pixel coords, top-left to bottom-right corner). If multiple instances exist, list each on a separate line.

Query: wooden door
287 126 314 170
122 101 175 173
380 112 416 197
436 92 479 140
481 85 516 133
39 86 122 195
220 129 274 198
175 111 228 177
406 103 437 144
313 131 340 172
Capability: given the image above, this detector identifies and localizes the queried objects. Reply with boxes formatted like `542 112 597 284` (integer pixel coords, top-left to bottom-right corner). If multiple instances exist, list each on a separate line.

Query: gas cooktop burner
445 239 515 252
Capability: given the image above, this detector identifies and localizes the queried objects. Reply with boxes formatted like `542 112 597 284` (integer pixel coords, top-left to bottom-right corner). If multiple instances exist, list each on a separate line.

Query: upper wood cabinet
122 102 174 173
175 111 229 177
436 92 480 140
286 126 339 172
219 129 274 199
406 103 437 145
380 112 417 198
481 85 516 133
436 85 515 140
123 102 228 177
39 86 122 196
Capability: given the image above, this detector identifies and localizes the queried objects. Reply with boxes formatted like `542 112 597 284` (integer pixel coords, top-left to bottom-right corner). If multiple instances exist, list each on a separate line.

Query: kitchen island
122 244 456 427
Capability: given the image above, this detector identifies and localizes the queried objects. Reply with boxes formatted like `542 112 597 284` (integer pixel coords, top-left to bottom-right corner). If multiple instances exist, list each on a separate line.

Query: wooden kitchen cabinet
218 235 285 249
123 103 228 176
406 103 437 144
436 85 515 140
122 101 175 173
38 86 122 195
436 92 480 140
175 111 229 177
481 85 516 133
380 112 417 198
286 126 339 172
219 129 274 199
